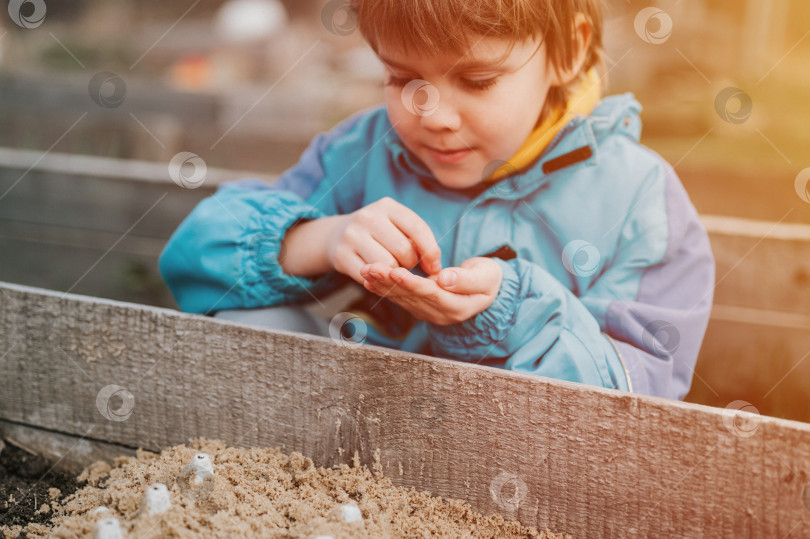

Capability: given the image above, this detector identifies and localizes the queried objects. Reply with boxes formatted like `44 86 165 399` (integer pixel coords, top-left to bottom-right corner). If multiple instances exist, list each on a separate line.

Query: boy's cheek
384 92 408 123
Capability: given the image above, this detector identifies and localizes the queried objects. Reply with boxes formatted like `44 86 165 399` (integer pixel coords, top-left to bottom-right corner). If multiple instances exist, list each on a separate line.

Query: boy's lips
424 144 475 164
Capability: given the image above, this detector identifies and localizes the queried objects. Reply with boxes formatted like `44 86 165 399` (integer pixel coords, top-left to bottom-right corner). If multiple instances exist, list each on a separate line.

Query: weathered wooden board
0 74 218 124
0 419 137 474
686 312 810 423
1 282 809 537
703 215 810 315
0 149 273 308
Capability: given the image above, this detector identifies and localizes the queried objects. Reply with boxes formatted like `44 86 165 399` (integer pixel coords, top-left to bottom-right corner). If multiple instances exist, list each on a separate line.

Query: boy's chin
430 169 485 190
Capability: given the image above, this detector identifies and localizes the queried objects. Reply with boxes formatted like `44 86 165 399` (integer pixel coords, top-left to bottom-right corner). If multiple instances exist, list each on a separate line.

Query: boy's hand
360 257 503 326
328 197 442 284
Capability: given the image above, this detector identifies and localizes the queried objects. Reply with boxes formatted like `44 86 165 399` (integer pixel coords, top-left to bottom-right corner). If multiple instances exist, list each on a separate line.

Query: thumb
437 258 500 294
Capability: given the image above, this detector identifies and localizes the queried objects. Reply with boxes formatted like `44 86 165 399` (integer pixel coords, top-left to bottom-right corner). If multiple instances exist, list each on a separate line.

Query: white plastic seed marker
340 503 363 523
94 517 124 539
188 453 214 484
143 483 171 516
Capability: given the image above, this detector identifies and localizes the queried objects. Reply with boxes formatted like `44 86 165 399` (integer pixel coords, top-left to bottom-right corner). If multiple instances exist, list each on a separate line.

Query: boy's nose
418 92 462 132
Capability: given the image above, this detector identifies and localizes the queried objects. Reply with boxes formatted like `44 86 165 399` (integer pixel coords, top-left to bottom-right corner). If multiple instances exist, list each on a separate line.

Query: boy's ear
550 12 592 86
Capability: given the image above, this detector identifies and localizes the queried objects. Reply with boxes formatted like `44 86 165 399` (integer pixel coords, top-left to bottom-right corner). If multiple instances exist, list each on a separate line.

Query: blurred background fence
1 0 809 422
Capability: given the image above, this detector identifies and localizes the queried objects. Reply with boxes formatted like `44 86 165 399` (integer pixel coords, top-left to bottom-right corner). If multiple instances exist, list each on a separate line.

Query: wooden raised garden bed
1 282 809 537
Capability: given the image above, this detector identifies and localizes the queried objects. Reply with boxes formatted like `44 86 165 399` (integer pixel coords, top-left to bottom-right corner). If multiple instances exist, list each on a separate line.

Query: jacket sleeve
427 165 715 399
159 116 367 315
427 257 631 390
589 167 715 400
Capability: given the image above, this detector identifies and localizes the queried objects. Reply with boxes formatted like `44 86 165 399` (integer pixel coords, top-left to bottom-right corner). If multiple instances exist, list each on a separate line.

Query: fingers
436 268 482 294
386 200 442 275
370 221 419 269
360 263 394 295
360 262 392 282
390 267 432 293
355 237 400 269
436 257 502 295
361 264 434 297
338 198 441 278
339 253 372 285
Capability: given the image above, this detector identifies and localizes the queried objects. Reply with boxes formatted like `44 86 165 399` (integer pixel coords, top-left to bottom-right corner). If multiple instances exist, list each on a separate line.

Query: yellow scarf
486 69 601 181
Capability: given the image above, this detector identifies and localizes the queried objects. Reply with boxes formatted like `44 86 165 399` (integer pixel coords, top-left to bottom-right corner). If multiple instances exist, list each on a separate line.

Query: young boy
160 0 715 400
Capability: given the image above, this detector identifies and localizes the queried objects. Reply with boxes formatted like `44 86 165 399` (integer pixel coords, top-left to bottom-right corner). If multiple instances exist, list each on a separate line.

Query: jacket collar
384 93 643 197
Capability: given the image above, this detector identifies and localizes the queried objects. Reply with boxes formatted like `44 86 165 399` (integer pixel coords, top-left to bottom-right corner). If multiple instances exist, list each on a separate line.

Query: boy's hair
350 0 604 119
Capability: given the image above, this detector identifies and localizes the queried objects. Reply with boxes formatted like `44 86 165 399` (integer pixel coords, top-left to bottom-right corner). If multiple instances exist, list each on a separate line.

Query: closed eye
383 75 499 92
383 75 412 88
461 77 498 91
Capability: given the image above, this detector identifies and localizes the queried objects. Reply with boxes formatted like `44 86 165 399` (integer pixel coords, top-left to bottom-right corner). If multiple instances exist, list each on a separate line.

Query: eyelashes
383 75 499 92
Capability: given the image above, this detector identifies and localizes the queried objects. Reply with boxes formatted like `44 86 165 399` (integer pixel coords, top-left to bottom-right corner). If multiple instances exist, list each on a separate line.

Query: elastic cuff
430 258 521 349
244 193 328 299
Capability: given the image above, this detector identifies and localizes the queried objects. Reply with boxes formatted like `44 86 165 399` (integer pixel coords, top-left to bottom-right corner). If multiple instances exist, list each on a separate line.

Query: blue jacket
160 94 715 400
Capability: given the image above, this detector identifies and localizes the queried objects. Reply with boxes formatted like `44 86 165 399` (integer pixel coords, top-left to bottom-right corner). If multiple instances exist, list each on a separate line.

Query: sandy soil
1 439 568 539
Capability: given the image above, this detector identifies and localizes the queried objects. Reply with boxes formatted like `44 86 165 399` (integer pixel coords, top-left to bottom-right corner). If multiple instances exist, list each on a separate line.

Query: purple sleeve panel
605 165 715 400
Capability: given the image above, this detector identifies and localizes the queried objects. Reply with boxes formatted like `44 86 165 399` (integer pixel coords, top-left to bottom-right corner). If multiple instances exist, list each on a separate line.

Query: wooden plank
0 419 136 474
683 304 810 424
0 167 210 238
1 282 810 537
710 233 810 313
0 236 174 308
0 147 277 187
702 215 810 242
703 215 810 315
0 75 218 124
687 314 810 424
709 304 810 332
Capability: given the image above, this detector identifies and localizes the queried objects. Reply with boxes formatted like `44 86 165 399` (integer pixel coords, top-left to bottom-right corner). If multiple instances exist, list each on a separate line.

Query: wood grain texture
1 282 810 538
687 316 810 424
708 231 810 315
0 419 136 474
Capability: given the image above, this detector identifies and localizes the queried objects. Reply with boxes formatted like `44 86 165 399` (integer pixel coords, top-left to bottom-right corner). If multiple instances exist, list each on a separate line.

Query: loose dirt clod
1 439 569 538
0 439 79 536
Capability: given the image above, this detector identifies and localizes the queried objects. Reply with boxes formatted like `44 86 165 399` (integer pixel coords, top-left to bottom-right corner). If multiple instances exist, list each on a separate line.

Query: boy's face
379 35 557 190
